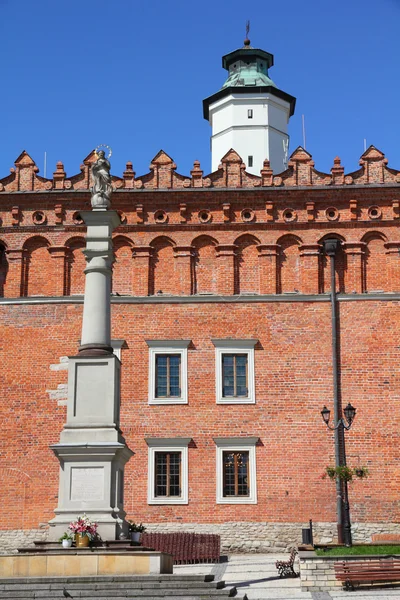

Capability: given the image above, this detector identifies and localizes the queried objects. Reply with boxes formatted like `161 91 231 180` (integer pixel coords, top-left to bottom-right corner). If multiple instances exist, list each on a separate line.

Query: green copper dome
221 61 276 89
221 42 276 89
202 39 296 121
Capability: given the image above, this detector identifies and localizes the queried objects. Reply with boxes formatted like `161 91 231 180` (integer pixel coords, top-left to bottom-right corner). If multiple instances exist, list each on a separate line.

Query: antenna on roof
363 138 367 152
44 151 47 179
302 115 306 150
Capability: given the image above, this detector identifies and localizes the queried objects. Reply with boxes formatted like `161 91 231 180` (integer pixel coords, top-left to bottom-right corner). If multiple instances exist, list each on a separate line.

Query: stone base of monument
49 354 134 543
0 542 173 577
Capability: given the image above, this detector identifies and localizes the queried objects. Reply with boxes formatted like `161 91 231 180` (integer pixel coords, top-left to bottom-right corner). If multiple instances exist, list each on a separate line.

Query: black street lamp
322 238 355 547
321 403 356 430
321 403 356 547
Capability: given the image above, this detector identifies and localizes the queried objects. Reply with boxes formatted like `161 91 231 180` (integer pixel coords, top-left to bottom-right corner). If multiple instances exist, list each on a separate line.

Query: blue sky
1 0 399 179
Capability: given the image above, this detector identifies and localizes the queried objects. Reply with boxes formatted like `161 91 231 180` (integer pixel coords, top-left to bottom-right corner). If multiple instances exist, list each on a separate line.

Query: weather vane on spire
244 20 250 46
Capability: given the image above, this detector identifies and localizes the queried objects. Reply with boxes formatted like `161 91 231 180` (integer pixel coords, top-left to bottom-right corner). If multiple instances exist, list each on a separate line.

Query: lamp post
321 403 356 547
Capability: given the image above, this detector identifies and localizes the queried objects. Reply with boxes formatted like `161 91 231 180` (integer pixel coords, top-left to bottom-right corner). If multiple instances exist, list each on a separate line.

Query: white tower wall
209 93 291 176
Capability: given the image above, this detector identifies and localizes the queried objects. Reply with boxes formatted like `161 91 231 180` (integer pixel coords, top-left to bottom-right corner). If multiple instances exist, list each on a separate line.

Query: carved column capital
133 245 153 258
299 243 321 256
174 245 194 258
342 241 366 255
6 248 27 261
216 244 237 257
257 244 280 257
48 246 68 258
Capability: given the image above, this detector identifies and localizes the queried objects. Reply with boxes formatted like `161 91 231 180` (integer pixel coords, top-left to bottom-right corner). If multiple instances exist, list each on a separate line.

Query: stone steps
0 575 243 600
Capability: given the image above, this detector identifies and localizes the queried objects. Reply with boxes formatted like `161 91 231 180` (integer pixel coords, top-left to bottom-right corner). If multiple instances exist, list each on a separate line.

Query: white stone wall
299 554 341 592
3 521 400 555
144 521 400 554
0 529 48 555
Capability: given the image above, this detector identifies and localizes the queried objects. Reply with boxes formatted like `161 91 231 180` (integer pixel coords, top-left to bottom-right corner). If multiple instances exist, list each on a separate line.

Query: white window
214 437 258 504
212 339 257 404
248 109 253 118
146 437 191 504
146 340 190 404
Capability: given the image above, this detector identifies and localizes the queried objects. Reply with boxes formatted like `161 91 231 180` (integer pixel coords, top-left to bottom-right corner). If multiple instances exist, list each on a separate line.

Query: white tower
203 37 296 176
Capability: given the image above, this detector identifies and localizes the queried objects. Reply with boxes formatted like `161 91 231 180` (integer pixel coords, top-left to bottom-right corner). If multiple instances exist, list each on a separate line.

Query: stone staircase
0 574 245 599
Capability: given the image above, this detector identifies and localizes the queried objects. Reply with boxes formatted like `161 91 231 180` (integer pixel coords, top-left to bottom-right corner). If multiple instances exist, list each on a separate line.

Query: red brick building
1 40 400 552
1 141 400 553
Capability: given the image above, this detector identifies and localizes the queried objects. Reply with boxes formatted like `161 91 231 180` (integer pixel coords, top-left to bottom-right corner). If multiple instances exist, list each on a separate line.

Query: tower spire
244 20 250 46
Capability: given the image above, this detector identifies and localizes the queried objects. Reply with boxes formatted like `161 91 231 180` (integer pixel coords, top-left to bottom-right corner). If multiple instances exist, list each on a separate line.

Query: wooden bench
334 559 400 590
275 547 298 578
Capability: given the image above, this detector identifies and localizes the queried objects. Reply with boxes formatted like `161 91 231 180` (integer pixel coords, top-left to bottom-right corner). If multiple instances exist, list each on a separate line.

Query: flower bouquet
69 514 98 546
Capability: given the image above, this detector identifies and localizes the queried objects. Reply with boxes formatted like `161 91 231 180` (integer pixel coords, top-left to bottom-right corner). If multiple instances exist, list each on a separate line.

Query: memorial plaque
70 467 104 502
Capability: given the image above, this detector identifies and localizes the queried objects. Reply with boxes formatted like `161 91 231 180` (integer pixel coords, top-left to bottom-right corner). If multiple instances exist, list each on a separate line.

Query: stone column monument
49 148 133 541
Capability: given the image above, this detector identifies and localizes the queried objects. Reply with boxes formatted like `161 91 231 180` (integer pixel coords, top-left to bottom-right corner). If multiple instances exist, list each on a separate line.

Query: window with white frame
146 340 190 404
145 437 191 504
212 339 257 404
214 437 258 504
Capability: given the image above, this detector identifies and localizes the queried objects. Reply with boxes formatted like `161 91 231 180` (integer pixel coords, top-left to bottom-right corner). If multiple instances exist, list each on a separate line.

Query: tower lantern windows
247 109 253 119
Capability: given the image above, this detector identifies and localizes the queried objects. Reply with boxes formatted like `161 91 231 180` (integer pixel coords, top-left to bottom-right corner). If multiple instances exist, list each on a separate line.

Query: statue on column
91 147 113 209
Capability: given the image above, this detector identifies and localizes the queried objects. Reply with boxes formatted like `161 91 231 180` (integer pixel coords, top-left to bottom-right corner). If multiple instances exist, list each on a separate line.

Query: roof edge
203 85 296 120
222 48 274 70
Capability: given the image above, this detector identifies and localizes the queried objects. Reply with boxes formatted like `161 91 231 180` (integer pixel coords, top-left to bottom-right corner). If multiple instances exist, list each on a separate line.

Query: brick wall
0 147 400 544
0 299 399 533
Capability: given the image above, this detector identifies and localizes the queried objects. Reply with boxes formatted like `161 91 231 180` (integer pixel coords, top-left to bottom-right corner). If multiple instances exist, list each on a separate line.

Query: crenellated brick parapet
1 145 399 193
0 145 400 299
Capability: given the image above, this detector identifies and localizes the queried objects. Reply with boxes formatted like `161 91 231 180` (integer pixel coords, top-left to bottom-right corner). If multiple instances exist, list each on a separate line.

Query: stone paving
174 553 400 600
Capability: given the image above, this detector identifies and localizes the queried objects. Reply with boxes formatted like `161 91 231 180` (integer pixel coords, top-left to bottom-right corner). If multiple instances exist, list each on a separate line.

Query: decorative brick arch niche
192 235 218 295
22 236 54 297
234 235 261 295
65 237 86 296
149 236 177 295
277 235 302 294
113 236 134 296
362 232 388 293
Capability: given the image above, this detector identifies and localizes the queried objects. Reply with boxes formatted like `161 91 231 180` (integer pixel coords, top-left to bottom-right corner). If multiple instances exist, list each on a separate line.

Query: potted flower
128 521 146 544
323 465 370 482
324 465 354 482
59 532 73 548
355 466 369 479
69 514 98 547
